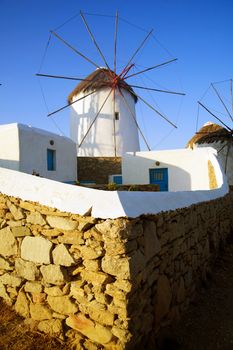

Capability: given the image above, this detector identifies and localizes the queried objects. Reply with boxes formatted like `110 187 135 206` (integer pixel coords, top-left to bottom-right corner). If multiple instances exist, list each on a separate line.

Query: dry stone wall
0 192 232 349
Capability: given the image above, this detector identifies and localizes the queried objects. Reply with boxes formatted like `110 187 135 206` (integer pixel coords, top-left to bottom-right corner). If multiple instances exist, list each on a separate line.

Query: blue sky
1 0 233 150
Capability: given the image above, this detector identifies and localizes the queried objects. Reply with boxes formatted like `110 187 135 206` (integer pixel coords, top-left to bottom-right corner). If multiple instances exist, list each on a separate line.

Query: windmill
36 11 185 157
187 79 233 182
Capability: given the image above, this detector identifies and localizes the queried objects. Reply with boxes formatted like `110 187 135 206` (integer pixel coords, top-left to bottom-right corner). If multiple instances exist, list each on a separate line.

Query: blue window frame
149 168 168 191
47 149 56 171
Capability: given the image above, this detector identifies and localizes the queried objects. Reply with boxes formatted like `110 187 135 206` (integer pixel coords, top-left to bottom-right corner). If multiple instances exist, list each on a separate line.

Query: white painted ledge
0 163 229 219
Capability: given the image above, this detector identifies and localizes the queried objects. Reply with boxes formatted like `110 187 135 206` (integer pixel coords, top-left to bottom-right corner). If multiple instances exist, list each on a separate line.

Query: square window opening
115 112 119 120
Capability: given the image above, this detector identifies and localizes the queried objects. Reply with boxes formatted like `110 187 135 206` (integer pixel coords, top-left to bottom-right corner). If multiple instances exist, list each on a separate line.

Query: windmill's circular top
187 122 231 149
67 68 137 104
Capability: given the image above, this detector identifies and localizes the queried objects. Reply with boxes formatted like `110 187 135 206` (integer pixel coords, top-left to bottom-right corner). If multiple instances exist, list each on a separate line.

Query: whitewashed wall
0 124 20 170
0 123 77 183
70 87 140 156
0 161 228 219
194 142 233 186
122 148 221 191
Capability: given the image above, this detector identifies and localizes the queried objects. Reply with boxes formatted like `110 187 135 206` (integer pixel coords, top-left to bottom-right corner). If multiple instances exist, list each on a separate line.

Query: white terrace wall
0 191 232 349
122 148 219 191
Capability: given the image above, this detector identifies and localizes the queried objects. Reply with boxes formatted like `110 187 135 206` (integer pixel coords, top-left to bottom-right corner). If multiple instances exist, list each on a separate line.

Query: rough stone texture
47 295 78 315
66 314 113 344
77 156 121 184
46 216 78 231
15 258 39 281
0 192 232 349
40 265 67 285
30 303 53 320
21 236 53 264
52 244 75 266
26 212 46 225
0 227 17 257
15 291 30 318
38 319 63 335
11 226 31 237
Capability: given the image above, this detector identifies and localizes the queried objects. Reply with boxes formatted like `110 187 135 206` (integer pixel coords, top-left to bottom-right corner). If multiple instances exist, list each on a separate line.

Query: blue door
113 175 122 185
149 168 168 191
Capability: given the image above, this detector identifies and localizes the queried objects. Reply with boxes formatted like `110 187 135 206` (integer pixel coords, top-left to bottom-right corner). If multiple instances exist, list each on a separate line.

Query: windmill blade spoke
36 73 92 82
132 91 177 128
217 142 228 155
48 90 96 117
198 101 232 132
120 29 153 77
211 83 233 122
113 87 117 156
80 11 111 71
50 30 100 69
230 79 233 116
79 88 113 148
130 84 185 96
118 87 151 151
114 9 119 74
124 58 178 80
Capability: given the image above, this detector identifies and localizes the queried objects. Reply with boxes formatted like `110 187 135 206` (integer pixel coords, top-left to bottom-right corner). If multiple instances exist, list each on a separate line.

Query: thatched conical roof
187 122 232 149
68 68 137 104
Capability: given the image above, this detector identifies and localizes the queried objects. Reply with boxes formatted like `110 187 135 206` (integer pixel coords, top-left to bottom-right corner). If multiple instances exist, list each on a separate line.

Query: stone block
52 244 75 266
0 273 22 287
81 270 112 285
7 200 25 220
11 226 31 237
58 231 84 245
0 256 12 271
38 319 63 335
66 313 113 344
15 291 30 318
47 295 78 315
46 216 78 231
24 281 43 293
15 258 39 281
102 256 130 279
30 303 53 320
40 264 67 285
21 236 53 264
26 212 46 225
0 227 18 257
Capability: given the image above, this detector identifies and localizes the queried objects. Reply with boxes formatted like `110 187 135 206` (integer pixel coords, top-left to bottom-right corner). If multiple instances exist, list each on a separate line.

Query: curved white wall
194 142 233 186
70 87 140 156
0 151 228 219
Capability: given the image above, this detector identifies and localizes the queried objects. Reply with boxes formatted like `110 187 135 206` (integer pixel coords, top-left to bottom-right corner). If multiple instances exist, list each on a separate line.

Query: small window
47 149 56 171
115 112 119 120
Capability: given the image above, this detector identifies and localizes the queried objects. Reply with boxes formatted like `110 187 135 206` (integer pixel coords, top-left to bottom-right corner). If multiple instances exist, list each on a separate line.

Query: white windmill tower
68 67 140 156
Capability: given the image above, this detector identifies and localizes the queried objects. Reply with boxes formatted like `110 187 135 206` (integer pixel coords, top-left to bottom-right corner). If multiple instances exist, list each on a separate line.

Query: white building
187 122 233 186
122 147 222 191
69 68 140 157
0 123 77 183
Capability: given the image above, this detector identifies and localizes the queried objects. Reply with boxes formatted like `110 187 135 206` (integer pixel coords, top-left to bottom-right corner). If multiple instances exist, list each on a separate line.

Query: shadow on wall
0 159 19 171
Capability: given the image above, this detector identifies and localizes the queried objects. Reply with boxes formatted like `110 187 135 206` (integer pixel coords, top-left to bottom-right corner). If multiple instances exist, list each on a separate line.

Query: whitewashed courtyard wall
122 148 219 191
